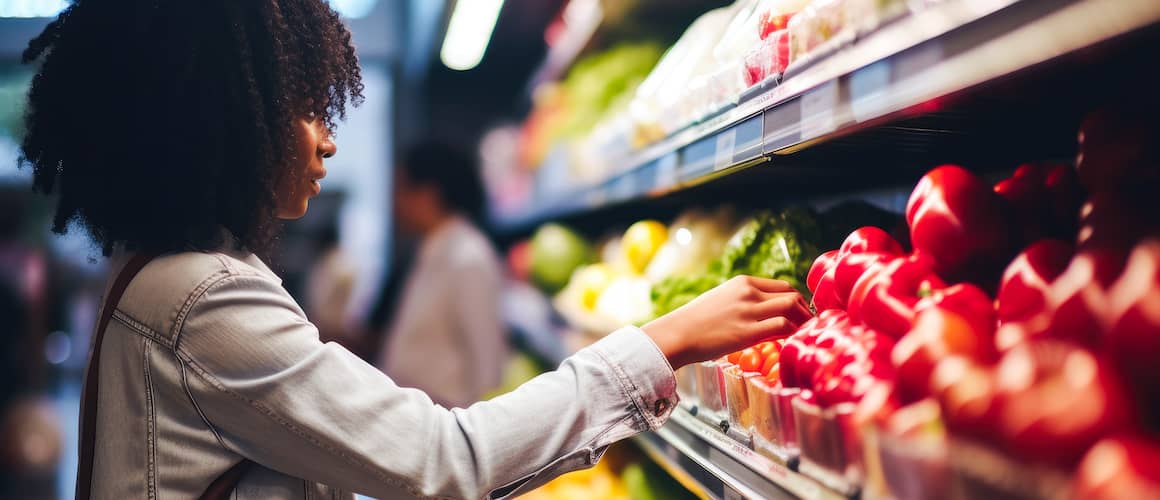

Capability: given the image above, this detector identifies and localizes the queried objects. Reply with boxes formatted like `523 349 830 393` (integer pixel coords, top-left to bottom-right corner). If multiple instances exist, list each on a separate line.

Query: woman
378 141 507 408
19 1 811 498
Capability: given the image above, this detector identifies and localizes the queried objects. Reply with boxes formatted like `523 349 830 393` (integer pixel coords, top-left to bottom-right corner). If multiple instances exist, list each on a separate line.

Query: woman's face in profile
276 117 337 219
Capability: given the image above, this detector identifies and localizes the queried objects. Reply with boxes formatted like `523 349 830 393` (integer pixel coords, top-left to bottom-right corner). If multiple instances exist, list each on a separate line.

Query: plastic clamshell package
946 438 1073 500
746 375 798 461
793 398 863 495
695 360 727 415
743 29 791 88
776 386 801 454
844 0 909 35
676 364 698 406
871 422 951 500
723 365 758 432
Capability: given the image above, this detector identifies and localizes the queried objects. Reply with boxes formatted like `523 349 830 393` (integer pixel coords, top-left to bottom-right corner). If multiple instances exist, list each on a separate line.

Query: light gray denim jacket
85 247 678 499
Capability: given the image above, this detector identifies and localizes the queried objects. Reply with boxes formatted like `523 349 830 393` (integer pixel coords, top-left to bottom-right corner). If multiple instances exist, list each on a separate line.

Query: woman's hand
641 276 812 368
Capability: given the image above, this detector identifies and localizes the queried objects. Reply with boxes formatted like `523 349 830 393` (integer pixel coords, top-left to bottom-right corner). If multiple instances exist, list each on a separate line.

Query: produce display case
499 0 1160 498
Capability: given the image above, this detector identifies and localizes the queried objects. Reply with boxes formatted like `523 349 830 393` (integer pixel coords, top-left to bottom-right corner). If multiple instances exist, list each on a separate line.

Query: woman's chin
276 201 310 220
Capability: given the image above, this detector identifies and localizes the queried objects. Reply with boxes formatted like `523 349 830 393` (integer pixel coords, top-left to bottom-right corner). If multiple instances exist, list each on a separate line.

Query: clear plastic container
724 367 760 432
793 398 862 495
946 438 1073 500
776 387 801 454
787 5 818 65
845 0 909 35
694 360 727 415
676 365 698 405
871 422 951 500
755 0 812 40
742 29 791 88
787 0 853 66
747 376 796 461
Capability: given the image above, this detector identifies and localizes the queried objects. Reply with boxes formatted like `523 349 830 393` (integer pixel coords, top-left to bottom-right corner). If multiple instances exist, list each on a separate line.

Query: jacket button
653 399 669 417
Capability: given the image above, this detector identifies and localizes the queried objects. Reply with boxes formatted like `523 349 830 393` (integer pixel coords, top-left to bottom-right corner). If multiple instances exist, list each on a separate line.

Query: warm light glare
440 0 505 71
675 228 693 246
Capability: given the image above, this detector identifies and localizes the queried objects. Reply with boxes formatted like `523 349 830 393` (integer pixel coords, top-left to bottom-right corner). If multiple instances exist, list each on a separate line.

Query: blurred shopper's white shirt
378 215 508 408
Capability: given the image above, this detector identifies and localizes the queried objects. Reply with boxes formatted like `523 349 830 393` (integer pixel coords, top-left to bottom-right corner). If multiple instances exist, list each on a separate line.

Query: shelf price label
850 59 892 123
764 98 803 153
714 128 738 171
800 80 840 140
654 153 678 191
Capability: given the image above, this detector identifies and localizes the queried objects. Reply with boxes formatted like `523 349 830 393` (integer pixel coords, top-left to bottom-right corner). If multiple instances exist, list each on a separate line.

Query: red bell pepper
1076 104 1160 193
807 249 840 293
834 251 894 308
1076 435 1160 500
893 306 997 402
848 253 946 338
812 266 842 312
839 226 904 256
916 282 996 337
1078 186 1160 252
993 163 1084 245
994 340 1139 468
907 165 1014 286
1041 247 1124 347
930 355 1003 441
1043 165 1084 238
1105 241 1160 422
996 240 1074 325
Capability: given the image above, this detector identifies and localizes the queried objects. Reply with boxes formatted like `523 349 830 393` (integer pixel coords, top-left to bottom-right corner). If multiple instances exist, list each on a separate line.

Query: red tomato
727 351 743 365
739 348 764 373
756 341 778 358
761 350 781 376
765 363 781 383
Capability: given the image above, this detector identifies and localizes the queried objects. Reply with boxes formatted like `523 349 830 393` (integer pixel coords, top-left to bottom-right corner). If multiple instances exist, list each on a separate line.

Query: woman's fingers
753 291 813 325
752 315 798 338
744 276 797 293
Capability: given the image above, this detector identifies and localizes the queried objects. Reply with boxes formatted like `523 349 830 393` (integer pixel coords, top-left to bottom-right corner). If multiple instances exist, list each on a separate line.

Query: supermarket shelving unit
503 0 1160 498
494 0 1160 235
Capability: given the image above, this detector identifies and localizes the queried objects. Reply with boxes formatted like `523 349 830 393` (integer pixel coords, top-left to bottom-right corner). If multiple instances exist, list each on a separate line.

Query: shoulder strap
77 253 156 500
76 255 257 500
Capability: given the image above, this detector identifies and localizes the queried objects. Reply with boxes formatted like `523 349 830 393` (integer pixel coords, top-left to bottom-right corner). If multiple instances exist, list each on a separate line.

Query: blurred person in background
18 1 812 498
304 223 358 346
376 141 507 408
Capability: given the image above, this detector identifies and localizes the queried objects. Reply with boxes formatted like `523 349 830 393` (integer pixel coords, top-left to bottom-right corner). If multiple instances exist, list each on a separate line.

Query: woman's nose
320 136 337 159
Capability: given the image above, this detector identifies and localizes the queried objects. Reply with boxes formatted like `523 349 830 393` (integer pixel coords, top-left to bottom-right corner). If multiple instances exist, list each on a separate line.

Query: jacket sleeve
451 257 507 405
173 272 678 499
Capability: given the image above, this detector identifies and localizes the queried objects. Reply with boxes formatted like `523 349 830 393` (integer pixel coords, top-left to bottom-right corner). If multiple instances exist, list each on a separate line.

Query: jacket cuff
589 326 679 431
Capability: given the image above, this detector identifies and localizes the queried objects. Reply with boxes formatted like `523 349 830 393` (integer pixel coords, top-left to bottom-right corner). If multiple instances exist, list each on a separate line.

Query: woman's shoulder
111 249 284 339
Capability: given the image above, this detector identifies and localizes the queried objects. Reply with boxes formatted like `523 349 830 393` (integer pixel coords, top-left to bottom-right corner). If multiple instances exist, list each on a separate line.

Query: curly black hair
398 140 487 225
18 0 364 257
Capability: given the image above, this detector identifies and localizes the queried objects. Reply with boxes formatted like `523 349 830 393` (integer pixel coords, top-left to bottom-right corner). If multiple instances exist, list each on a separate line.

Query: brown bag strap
77 254 254 500
200 459 255 500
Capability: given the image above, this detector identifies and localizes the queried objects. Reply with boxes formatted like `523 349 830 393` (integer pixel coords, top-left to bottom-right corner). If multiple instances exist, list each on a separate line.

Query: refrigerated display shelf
633 409 850 500
494 0 1160 233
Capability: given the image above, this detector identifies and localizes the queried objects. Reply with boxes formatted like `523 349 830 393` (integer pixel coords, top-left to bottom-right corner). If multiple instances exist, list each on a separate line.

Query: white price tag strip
714 128 738 171
654 153 678 191
850 59 892 123
800 80 840 140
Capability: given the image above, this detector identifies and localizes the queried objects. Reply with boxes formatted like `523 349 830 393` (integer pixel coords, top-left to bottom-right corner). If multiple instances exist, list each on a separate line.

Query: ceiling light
440 0 505 71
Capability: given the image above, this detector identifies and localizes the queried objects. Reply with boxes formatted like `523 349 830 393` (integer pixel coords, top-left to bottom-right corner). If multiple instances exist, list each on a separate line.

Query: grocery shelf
493 0 1160 234
633 409 849 500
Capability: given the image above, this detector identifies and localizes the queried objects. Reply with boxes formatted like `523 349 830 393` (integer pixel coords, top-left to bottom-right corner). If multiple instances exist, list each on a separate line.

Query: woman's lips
308 169 326 196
